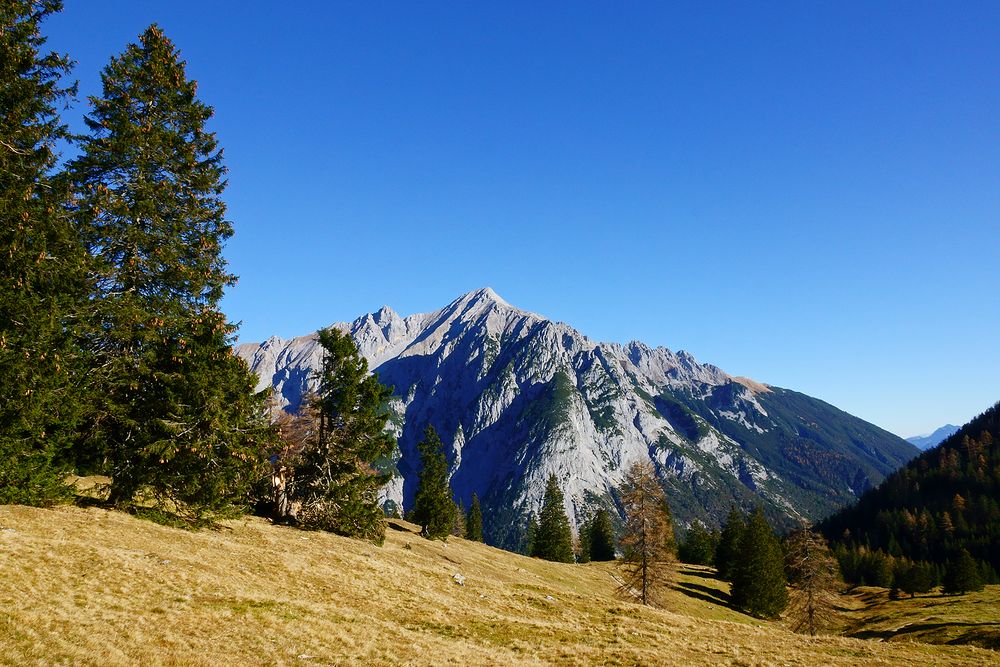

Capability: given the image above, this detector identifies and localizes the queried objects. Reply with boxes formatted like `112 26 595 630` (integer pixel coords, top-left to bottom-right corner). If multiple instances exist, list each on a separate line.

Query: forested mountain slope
819 401 1000 573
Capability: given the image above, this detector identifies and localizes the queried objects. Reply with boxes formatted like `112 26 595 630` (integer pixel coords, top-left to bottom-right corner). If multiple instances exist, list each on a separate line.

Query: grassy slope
841 586 1000 650
0 505 993 666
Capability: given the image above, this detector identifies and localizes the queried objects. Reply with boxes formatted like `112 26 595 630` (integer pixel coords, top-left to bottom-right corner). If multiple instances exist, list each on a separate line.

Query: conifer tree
466 492 484 542
942 549 984 595
0 0 86 505
730 507 788 618
291 327 394 542
587 507 617 562
411 425 455 540
451 499 467 537
534 474 575 562
618 460 676 605
67 25 273 521
679 520 718 566
785 528 841 635
524 513 540 556
715 507 746 581
577 522 592 563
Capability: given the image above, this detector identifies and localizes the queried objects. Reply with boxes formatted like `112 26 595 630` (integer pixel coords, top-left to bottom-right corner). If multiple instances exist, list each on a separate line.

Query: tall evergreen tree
411 425 455 540
577 521 592 563
291 327 394 542
678 520 719 566
451 499 466 537
785 528 841 635
0 0 85 505
67 25 273 521
466 492 483 542
942 549 984 595
618 460 676 606
730 507 788 619
533 474 574 563
587 507 617 562
524 512 540 556
715 507 746 581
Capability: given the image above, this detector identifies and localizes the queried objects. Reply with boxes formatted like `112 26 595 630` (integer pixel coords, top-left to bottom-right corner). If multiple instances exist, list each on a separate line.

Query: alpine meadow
2 2 999 665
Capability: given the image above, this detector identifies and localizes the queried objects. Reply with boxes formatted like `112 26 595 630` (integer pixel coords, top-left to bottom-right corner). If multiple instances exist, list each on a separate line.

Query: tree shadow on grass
672 580 737 611
678 566 724 582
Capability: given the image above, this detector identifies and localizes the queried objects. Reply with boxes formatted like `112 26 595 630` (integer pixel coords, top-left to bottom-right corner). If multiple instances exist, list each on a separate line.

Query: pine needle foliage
524 513 540 556
465 492 483 542
942 549 985 595
292 327 394 543
785 528 841 635
730 507 788 619
678 520 719 566
0 0 85 505
533 474 574 563
411 424 455 540
714 507 746 581
66 25 273 522
618 461 676 606
586 508 617 562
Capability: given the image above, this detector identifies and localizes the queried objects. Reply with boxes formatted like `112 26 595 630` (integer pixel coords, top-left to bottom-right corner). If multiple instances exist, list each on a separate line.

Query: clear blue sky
43 2 999 438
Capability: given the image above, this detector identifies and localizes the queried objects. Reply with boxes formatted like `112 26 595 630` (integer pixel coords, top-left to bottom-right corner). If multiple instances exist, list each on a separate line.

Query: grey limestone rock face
237 288 917 549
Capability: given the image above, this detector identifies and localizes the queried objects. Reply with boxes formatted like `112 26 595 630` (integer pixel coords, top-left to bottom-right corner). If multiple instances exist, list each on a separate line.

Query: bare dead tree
270 393 320 522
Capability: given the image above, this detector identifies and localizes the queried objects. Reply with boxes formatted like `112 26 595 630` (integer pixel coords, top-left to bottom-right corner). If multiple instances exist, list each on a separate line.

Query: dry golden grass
839 585 1000 651
0 505 993 666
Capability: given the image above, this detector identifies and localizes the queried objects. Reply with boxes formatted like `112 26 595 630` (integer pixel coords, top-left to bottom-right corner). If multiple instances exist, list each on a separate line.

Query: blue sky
43 2 998 437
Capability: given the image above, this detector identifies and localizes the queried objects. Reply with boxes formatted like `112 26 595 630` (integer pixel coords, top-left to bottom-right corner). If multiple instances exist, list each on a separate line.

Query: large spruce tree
715 507 746 581
730 507 788 618
411 424 455 540
0 0 86 505
533 474 575 563
618 460 676 605
292 327 394 543
67 25 272 520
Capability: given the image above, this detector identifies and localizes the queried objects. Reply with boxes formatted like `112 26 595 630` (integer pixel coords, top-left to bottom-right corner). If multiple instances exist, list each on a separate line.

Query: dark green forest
819 401 1000 590
1 2 392 538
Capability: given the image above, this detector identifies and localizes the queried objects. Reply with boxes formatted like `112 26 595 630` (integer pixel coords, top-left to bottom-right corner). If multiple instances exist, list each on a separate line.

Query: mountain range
906 424 960 450
237 288 917 549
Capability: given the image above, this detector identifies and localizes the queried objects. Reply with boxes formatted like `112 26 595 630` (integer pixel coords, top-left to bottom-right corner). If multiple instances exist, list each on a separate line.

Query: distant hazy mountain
237 288 917 549
906 424 960 450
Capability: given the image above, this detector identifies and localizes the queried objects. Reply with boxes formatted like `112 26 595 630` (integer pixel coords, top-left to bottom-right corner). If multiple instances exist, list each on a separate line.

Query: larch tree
66 25 273 522
533 474 574 563
785 528 841 635
465 492 483 542
411 424 455 540
292 327 395 543
618 460 676 605
730 507 789 618
0 0 86 505
451 499 467 537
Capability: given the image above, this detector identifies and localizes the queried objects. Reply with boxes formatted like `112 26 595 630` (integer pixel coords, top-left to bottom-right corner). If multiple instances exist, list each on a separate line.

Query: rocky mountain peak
237 289 917 548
